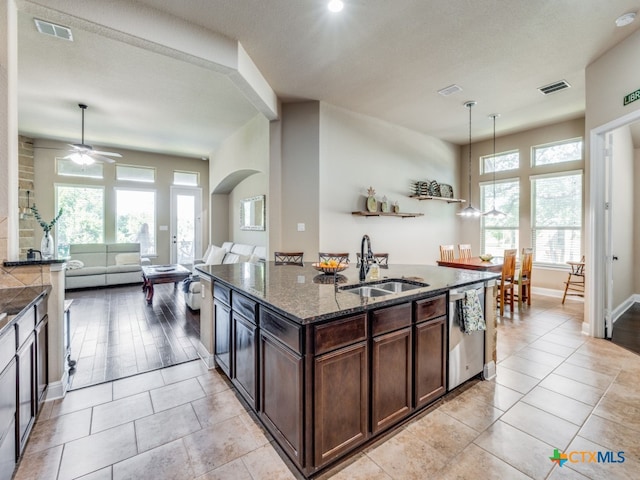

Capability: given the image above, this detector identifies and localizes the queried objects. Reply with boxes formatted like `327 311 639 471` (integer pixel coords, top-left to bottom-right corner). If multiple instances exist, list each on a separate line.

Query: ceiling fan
64 103 122 165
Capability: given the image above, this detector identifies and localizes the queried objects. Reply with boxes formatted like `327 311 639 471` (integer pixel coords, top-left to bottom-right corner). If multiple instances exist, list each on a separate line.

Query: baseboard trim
46 370 70 401
612 295 640 324
196 340 216 369
532 286 583 301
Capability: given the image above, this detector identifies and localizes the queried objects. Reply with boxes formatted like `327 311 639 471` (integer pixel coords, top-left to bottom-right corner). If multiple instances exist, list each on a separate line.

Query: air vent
538 80 571 95
34 19 73 41
437 84 463 96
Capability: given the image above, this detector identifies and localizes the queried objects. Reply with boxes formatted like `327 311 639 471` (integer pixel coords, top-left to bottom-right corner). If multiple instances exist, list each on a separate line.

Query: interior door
604 132 614 339
170 187 202 266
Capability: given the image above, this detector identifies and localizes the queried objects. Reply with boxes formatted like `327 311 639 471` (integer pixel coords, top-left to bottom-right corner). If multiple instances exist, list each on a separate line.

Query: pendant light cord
492 115 496 209
468 104 472 202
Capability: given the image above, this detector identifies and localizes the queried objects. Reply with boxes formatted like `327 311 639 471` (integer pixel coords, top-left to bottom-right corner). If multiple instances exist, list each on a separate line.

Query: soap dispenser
369 259 380 280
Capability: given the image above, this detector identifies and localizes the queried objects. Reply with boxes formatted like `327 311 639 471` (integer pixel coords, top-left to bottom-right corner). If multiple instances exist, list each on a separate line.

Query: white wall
209 113 269 248
318 103 459 264
610 125 634 307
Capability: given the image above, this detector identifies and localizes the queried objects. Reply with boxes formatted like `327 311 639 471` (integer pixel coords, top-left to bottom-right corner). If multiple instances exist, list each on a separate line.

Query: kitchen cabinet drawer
232 293 257 324
414 295 446 323
371 303 411 336
36 296 48 324
0 419 16 480
0 359 16 438
314 314 367 355
0 332 15 371
16 307 35 349
260 308 302 355
213 283 230 305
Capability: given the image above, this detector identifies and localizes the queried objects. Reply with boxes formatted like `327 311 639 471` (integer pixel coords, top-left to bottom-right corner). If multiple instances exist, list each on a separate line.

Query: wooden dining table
437 256 504 273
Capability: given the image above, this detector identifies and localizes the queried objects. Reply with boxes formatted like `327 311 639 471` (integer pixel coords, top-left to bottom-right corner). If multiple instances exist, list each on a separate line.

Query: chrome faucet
359 234 373 281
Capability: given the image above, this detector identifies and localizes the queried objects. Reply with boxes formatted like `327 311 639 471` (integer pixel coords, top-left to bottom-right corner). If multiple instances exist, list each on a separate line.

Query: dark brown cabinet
35 315 48 409
232 310 257 408
372 328 412 433
213 284 232 377
414 295 447 408
370 303 412 434
314 340 368 467
0 357 16 480
16 331 35 454
259 319 303 466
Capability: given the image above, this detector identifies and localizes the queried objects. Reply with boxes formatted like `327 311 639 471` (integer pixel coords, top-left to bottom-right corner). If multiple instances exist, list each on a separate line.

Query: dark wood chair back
274 252 304 266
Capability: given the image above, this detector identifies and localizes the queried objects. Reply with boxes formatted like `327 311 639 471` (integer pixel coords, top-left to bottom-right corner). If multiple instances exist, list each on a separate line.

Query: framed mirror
240 195 266 231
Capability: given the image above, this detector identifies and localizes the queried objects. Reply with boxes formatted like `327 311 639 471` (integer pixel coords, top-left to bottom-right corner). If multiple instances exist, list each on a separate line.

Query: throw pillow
67 259 85 270
205 245 226 265
115 252 141 265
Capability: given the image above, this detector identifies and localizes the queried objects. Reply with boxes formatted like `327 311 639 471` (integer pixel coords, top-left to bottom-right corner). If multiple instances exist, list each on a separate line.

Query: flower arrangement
31 205 63 233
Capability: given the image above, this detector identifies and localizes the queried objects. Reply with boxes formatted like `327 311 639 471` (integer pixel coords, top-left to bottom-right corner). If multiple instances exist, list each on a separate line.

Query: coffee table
141 264 191 304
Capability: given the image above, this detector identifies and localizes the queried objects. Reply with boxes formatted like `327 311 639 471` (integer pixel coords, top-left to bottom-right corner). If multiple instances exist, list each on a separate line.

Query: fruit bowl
479 254 494 262
312 262 349 274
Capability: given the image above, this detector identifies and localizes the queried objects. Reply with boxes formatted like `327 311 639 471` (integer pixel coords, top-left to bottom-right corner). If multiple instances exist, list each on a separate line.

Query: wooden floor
66 282 200 390
612 302 640 356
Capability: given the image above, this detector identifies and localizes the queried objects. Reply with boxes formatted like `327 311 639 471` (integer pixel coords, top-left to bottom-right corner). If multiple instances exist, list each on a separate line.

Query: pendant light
483 113 506 218
457 101 482 217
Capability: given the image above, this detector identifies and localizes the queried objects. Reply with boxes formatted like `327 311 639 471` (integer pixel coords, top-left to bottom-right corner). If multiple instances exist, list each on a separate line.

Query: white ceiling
16 0 640 157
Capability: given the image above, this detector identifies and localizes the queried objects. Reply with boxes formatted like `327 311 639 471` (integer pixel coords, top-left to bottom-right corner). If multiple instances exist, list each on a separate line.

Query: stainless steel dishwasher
448 282 485 390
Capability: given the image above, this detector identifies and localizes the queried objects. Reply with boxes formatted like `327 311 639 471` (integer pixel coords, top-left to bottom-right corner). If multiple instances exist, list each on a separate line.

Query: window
116 164 155 183
55 185 104 257
173 171 198 186
480 150 519 174
56 158 103 178
531 171 582 265
532 138 582 167
115 189 156 255
480 179 520 256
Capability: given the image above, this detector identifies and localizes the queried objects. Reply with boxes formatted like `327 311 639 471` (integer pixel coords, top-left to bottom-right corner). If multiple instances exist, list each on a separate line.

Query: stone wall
18 135 36 257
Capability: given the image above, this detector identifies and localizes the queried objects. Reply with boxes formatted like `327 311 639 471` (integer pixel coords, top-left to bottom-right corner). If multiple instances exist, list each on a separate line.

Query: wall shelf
408 195 466 204
352 211 424 218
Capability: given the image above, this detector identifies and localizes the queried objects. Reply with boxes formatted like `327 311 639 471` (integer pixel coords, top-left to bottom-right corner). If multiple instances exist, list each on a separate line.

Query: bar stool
274 252 304 266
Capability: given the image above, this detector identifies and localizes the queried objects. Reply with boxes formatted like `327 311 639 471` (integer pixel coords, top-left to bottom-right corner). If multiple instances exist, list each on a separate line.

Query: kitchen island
195 261 498 478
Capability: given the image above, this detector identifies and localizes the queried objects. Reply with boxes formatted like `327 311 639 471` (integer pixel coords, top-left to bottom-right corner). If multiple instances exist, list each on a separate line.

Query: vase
41 231 54 260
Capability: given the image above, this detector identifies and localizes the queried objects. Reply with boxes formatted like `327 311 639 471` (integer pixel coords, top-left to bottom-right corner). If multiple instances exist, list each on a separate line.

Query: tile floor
14 295 640 480
66 284 200 389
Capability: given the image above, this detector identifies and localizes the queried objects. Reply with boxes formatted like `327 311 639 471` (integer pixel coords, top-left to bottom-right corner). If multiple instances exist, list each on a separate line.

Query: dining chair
439 245 455 262
356 252 389 267
562 255 585 304
458 244 472 259
496 249 517 316
274 251 304 266
318 252 350 265
516 248 533 308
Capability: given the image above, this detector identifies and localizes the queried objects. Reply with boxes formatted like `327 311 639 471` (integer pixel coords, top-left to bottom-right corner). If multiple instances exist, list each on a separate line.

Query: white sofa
65 243 149 289
185 242 266 310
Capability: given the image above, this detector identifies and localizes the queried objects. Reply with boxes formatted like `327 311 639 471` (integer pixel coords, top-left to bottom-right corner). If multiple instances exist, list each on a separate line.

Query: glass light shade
483 207 506 218
457 205 482 217
70 152 95 166
328 0 344 12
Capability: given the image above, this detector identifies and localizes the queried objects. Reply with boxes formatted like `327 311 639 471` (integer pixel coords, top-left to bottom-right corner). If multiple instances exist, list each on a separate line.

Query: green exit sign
624 89 640 106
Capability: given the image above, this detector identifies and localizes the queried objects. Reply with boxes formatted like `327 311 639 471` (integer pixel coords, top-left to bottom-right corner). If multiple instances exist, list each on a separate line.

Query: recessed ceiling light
328 0 344 13
615 12 636 27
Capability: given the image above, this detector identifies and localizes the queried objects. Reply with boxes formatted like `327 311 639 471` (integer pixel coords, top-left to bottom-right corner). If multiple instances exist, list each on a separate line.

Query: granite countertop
3 258 67 267
196 262 499 324
0 286 50 336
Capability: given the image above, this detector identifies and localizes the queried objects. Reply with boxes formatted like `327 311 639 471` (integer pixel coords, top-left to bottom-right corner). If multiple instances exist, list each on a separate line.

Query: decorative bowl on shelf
478 254 493 262
312 262 349 274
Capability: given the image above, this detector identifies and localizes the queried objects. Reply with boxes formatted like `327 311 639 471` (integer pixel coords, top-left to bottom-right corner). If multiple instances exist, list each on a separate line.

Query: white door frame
588 108 640 338
170 186 202 265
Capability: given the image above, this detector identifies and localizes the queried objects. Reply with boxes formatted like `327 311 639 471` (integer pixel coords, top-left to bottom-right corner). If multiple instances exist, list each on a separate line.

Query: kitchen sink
340 278 429 298
375 281 424 293
341 286 392 298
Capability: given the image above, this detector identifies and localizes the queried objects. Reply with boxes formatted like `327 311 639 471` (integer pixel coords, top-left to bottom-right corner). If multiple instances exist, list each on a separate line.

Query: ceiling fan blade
91 153 117 164
92 150 122 157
